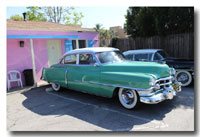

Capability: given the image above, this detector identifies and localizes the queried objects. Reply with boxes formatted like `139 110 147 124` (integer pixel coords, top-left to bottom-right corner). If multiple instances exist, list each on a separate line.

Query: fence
111 33 194 59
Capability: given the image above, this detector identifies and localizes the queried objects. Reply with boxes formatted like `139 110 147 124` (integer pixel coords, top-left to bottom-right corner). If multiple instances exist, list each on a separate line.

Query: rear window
61 54 77 64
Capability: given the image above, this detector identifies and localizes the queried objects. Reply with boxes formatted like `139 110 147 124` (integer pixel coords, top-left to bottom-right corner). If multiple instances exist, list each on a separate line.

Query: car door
68 53 101 95
51 54 77 87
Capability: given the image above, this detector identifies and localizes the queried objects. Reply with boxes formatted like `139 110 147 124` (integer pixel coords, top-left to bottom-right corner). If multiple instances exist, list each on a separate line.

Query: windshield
95 51 126 64
157 50 170 59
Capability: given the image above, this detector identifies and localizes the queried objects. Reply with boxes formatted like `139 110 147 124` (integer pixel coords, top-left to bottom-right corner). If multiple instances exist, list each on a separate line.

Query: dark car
123 49 194 87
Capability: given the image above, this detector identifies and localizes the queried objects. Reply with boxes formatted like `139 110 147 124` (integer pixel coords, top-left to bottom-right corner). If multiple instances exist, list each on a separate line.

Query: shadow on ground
21 86 194 131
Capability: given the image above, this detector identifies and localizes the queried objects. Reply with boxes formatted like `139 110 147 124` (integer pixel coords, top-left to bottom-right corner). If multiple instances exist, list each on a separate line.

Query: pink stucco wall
7 30 99 88
7 39 68 87
7 39 32 86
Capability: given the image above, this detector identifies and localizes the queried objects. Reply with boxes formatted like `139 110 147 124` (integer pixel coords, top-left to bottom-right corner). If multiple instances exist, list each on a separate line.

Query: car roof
64 47 119 56
123 49 163 55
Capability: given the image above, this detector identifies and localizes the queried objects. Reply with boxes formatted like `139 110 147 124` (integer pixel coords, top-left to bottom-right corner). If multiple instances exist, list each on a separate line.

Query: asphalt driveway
7 85 194 131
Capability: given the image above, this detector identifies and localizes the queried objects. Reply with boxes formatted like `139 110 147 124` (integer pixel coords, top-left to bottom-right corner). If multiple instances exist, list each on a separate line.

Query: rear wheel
175 71 192 87
118 88 140 109
51 83 61 91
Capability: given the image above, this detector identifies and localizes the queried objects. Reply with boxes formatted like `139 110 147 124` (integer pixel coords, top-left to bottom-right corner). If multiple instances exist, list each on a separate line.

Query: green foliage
10 14 23 21
94 24 103 32
65 11 84 26
26 7 47 21
135 8 156 37
99 29 114 39
94 24 114 39
124 7 140 37
10 6 84 26
44 7 84 26
124 7 194 37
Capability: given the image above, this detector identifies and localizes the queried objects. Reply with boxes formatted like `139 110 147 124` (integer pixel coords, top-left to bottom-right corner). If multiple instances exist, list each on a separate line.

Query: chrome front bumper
140 82 182 104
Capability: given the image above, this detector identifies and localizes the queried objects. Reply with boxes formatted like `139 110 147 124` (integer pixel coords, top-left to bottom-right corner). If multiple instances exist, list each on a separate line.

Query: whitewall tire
51 83 61 91
175 71 192 87
118 88 140 109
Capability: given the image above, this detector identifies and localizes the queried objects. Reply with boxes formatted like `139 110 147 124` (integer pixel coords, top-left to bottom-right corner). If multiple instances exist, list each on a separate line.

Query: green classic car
41 47 182 109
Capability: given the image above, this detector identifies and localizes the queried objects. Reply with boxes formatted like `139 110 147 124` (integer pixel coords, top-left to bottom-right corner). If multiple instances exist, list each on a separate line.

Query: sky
7 6 128 29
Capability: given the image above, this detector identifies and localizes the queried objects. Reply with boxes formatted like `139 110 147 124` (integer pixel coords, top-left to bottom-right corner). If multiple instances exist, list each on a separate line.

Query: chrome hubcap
52 83 60 91
177 73 189 84
53 83 58 88
121 89 135 104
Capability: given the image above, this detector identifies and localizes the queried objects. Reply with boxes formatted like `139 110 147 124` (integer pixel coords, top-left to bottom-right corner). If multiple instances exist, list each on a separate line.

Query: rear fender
41 67 66 85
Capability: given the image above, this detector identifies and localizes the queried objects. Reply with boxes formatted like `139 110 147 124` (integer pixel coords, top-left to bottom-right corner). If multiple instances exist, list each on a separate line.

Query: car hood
101 61 171 79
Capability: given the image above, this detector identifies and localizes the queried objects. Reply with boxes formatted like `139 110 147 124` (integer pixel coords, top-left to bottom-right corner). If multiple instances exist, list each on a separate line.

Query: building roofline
7 19 97 33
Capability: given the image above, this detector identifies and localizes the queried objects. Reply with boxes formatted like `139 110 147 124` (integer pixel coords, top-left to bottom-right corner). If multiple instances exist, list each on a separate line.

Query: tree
94 24 114 40
9 6 84 26
100 29 114 39
43 7 84 25
69 12 84 26
94 24 103 32
151 7 169 35
124 7 141 37
124 7 194 37
167 7 194 34
26 7 47 21
134 7 156 37
10 14 23 21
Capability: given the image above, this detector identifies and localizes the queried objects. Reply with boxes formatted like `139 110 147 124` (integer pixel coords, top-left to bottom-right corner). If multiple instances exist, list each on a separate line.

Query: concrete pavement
7 85 194 131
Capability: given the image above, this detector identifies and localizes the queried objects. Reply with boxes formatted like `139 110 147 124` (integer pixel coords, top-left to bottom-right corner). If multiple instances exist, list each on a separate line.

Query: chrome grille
155 76 172 89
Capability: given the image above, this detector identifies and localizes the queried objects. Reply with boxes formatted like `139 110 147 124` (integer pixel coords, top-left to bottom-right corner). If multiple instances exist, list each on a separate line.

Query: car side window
125 54 133 60
134 54 148 61
61 54 77 64
79 53 96 65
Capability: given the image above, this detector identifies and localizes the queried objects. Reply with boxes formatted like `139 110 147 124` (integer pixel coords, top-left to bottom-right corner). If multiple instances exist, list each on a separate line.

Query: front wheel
118 88 140 109
175 71 192 87
51 83 61 91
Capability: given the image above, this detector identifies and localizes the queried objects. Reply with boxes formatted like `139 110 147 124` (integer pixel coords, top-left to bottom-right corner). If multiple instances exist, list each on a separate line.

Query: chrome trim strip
155 76 172 83
65 70 68 84
76 54 79 65
74 80 153 91
92 52 102 66
159 81 172 86
138 89 163 96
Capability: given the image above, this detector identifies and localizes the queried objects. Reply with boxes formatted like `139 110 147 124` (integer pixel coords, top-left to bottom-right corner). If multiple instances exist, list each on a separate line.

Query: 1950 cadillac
41 47 182 109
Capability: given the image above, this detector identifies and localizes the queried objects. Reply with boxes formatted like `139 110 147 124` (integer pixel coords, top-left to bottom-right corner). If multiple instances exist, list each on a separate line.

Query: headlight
154 83 160 90
149 76 160 90
149 77 155 86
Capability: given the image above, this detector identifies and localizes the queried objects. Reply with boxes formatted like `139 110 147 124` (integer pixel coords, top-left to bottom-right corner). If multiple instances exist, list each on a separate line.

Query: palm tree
94 24 103 32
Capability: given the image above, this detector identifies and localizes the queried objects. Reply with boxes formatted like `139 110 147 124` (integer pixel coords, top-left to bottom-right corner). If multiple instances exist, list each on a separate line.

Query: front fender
100 72 152 89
